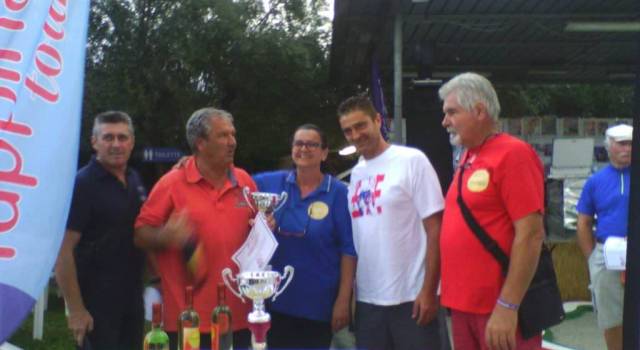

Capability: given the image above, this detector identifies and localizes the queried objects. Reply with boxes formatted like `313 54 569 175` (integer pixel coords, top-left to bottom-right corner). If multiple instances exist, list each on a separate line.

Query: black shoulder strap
456 159 510 276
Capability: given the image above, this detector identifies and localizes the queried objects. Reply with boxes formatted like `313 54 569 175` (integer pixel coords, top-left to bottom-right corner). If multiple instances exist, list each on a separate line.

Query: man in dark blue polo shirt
55 111 147 350
577 124 632 350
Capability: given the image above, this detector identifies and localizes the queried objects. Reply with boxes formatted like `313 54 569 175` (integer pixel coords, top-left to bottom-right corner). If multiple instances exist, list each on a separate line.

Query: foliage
498 84 634 119
81 0 634 175
82 0 336 174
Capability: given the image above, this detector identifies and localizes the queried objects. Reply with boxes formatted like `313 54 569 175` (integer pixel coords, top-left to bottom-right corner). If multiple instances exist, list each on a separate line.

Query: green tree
82 0 335 174
498 84 633 119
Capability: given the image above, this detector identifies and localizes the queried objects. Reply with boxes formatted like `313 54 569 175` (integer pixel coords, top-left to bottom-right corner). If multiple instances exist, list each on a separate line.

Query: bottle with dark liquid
178 285 200 350
211 283 233 350
143 303 169 350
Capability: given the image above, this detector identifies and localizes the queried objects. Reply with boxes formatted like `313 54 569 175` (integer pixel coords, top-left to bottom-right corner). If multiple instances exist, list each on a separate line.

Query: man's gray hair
604 134 613 151
186 107 234 152
92 111 134 137
438 72 501 121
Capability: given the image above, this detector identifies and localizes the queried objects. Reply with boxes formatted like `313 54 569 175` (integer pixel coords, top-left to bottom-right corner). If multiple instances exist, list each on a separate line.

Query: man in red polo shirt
439 73 545 350
135 107 255 350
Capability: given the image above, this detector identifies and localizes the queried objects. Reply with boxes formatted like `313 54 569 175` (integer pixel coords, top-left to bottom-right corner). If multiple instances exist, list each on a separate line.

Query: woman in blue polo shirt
253 124 356 349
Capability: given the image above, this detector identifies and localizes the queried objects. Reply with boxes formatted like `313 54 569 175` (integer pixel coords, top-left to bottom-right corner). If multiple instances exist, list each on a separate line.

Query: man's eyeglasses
292 140 322 149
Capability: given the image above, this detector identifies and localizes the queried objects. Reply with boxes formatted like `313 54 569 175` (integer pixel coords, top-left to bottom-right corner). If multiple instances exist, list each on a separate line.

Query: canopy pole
393 6 403 144
623 24 640 350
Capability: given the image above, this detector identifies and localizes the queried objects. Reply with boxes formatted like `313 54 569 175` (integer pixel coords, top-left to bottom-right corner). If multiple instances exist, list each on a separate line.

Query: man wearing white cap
577 123 633 350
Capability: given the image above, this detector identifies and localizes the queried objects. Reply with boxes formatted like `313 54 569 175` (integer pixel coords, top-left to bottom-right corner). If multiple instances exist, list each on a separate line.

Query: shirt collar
185 156 238 187
617 165 631 174
89 155 131 180
285 170 331 193
607 164 631 174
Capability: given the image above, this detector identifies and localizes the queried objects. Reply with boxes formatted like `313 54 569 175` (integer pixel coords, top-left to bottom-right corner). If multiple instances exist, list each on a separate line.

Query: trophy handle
272 191 288 212
271 265 294 302
242 186 256 212
221 268 245 302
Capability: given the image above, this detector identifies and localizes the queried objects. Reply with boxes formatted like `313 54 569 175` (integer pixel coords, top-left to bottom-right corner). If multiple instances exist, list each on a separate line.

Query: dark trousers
268 310 333 349
75 305 144 350
168 329 251 350
355 301 450 350
75 289 144 350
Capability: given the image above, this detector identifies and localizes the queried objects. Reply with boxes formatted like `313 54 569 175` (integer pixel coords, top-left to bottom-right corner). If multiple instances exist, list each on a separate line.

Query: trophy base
248 320 270 343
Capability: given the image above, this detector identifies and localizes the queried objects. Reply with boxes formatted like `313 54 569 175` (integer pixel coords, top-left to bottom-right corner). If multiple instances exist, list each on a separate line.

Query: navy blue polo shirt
67 156 147 289
577 164 630 241
254 170 356 322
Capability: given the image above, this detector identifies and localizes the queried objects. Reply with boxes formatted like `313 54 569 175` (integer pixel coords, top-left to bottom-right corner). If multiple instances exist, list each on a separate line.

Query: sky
261 0 334 20
321 0 335 20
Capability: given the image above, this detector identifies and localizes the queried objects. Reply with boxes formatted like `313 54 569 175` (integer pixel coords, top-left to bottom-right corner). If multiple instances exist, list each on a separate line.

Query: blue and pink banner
0 1 89 342
371 58 390 141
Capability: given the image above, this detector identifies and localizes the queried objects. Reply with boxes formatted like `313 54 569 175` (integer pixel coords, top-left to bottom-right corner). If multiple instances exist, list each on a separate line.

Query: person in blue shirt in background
253 123 357 349
577 123 632 350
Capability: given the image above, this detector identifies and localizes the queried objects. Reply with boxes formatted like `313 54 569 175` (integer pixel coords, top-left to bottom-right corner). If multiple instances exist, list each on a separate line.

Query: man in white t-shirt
337 95 446 350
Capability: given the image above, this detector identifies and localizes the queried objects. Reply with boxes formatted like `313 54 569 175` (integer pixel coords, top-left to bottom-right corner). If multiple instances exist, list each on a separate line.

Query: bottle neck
185 286 194 308
151 304 163 328
217 286 226 304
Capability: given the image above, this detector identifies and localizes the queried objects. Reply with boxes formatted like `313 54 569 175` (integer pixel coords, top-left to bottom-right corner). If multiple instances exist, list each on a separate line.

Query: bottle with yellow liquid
144 303 169 350
178 285 200 350
211 283 233 350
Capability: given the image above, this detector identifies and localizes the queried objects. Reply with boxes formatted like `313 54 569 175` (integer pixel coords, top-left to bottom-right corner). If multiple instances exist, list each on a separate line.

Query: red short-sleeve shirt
440 133 544 314
135 157 256 332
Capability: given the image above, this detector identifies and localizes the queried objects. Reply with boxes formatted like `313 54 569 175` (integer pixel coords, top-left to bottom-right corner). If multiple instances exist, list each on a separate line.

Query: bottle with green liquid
143 303 170 350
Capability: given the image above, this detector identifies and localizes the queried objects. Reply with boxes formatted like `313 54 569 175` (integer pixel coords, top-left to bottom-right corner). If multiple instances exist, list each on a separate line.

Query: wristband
496 298 519 311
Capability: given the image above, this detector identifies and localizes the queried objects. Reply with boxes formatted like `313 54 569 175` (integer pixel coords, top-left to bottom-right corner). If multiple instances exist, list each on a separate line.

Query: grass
8 289 74 349
8 287 153 350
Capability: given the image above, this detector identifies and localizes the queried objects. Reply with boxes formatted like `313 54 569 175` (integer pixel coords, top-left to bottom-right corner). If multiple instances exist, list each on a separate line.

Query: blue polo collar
285 170 331 193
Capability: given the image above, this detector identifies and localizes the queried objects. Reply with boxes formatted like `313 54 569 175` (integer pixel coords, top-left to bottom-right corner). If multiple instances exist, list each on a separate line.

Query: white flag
232 212 278 272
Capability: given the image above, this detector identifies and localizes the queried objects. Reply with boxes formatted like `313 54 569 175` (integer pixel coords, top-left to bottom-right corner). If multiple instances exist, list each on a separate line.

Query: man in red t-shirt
439 73 545 350
134 107 256 350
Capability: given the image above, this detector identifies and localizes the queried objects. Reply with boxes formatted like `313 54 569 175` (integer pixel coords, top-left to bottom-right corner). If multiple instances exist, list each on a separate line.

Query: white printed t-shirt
348 145 444 305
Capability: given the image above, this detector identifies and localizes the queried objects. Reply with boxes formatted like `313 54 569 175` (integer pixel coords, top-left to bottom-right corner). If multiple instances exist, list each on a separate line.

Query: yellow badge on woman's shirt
308 201 329 220
467 169 490 192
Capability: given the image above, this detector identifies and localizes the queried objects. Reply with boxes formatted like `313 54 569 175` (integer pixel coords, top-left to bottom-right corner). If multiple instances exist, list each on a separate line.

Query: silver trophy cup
222 266 294 349
242 186 288 213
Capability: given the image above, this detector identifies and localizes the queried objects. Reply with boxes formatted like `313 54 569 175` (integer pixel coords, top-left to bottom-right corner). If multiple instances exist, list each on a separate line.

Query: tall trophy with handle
221 187 293 350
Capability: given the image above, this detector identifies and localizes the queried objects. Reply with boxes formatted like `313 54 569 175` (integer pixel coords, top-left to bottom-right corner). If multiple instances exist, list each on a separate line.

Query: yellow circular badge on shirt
467 169 490 192
308 201 329 220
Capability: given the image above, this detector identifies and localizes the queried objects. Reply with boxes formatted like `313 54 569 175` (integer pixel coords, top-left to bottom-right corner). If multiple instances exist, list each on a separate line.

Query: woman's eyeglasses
292 140 322 149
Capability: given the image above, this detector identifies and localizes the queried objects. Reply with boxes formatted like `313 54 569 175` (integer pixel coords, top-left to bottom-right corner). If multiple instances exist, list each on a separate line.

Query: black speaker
404 87 454 195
